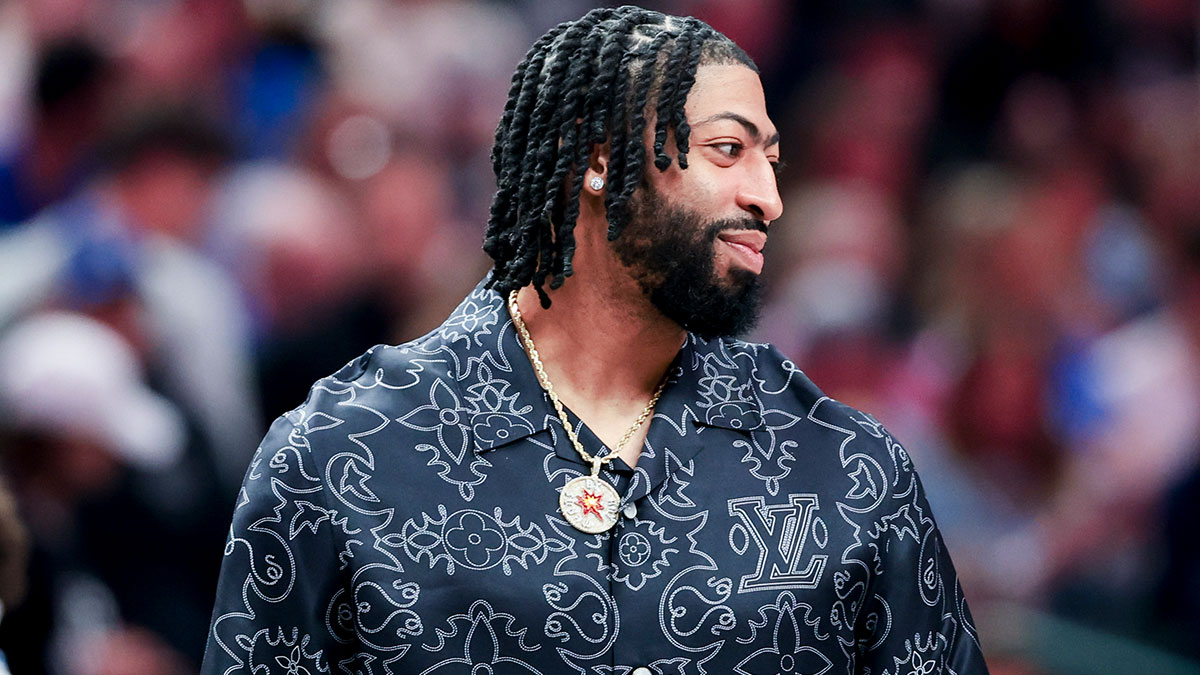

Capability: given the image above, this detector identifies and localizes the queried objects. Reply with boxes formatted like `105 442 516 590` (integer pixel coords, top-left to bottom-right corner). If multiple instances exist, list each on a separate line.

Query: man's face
613 64 783 339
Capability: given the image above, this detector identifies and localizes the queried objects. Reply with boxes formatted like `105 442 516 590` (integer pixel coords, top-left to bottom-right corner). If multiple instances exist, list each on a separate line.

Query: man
203 7 988 674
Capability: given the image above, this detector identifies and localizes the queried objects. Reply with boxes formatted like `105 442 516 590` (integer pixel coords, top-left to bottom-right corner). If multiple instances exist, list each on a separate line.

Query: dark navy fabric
202 282 989 675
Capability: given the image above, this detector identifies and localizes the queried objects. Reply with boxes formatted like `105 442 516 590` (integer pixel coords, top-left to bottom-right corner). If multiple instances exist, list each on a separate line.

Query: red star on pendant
576 489 605 519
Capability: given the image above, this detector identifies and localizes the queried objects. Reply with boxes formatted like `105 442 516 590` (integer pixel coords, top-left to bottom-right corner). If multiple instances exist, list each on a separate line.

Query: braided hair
483 6 756 306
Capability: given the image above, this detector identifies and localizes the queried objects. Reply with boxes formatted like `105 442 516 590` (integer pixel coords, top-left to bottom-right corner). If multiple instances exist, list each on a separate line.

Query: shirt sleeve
852 437 990 675
200 409 355 675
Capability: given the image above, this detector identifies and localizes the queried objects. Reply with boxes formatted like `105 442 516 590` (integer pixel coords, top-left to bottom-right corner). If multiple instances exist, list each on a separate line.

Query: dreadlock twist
483 5 756 306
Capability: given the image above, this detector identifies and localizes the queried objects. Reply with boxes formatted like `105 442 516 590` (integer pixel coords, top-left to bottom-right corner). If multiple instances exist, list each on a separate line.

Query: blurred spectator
1045 225 1200 640
226 23 324 160
0 104 262 491
0 37 112 227
116 0 250 107
210 161 385 422
0 312 189 674
352 149 486 337
0 106 254 670
314 0 525 152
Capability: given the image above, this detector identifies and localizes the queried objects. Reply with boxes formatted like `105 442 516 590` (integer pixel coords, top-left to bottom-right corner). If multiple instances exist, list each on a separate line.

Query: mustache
704 218 769 240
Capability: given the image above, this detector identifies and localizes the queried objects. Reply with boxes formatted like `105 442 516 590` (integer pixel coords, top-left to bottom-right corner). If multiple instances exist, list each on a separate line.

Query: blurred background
0 0 1195 672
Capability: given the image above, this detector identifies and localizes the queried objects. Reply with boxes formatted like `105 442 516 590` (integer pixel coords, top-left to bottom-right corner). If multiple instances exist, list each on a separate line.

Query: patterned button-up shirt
202 283 988 675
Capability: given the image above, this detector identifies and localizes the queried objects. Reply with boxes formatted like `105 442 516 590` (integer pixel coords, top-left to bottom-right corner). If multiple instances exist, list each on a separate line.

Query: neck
514 278 683 402
512 261 684 464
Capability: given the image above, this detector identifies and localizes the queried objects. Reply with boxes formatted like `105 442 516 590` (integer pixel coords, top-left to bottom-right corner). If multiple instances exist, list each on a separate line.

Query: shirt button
622 502 637 519
632 668 652 675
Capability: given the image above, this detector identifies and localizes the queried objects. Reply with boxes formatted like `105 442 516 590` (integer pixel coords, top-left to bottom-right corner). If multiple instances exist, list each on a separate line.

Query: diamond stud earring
589 176 605 191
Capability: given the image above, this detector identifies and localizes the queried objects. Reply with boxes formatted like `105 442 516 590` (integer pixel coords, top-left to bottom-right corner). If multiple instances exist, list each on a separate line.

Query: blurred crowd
0 0 1195 673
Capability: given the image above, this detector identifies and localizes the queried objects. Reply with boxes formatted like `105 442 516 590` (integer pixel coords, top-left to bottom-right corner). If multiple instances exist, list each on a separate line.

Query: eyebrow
693 111 780 147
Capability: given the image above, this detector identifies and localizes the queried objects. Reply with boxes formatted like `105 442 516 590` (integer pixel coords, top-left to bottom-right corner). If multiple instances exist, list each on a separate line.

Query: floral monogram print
202 283 988 674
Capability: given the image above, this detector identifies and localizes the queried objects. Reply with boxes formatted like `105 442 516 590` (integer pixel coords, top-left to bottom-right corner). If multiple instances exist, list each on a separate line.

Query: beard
611 185 766 340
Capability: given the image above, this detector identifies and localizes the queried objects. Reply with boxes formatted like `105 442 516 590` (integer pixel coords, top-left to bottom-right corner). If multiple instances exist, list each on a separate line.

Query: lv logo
728 494 827 593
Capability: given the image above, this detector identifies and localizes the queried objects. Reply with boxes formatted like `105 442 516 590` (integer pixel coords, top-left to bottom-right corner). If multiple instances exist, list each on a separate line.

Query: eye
710 142 743 158
771 159 786 179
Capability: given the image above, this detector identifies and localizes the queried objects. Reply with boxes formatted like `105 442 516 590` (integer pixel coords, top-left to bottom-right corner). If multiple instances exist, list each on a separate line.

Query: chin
716 267 759 293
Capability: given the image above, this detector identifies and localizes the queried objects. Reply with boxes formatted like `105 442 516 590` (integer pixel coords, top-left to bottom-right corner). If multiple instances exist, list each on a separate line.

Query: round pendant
560 475 620 533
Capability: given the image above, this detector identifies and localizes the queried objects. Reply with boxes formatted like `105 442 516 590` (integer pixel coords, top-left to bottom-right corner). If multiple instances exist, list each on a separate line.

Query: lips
716 230 767 274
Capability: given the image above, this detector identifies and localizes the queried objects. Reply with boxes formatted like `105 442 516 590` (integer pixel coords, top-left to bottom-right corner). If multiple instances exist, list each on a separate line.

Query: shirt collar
455 281 765 466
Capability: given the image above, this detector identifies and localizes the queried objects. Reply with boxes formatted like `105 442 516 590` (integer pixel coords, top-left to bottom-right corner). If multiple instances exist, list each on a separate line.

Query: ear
584 141 610 195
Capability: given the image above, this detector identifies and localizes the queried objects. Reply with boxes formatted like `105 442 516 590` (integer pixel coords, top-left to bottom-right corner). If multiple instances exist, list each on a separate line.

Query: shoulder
707 336 863 422
279 285 506 440
716 337 814 396
709 335 905 465
290 333 459 424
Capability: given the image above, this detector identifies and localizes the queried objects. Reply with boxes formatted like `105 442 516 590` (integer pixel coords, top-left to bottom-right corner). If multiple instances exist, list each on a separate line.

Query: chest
328 420 874 673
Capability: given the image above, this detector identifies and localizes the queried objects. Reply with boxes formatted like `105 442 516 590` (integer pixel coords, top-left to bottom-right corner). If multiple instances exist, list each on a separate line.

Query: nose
736 155 783 224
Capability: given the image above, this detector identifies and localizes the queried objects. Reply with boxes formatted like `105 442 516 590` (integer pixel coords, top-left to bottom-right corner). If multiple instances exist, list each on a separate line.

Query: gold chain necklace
508 290 667 533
